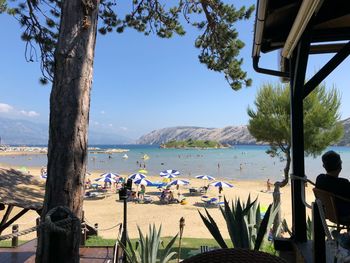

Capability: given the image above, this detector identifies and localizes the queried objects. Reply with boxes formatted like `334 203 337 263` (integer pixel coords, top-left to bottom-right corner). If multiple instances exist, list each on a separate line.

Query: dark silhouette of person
316 150 350 218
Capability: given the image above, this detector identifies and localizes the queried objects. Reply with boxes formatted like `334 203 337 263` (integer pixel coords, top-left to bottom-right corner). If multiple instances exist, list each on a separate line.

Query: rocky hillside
137 118 350 146
338 117 350 146
137 126 257 145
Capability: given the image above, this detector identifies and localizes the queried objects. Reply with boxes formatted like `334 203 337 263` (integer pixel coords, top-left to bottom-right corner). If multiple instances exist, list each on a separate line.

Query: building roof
252 0 350 78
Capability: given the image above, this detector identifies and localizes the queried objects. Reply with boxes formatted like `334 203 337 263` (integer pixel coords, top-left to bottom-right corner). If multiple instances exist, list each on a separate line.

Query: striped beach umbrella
167 179 190 187
100 172 119 179
95 177 117 183
134 178 153 186
210 181 234 188
160 169 180 178
128 173 147 181
195 175 215 181
41 173 47 179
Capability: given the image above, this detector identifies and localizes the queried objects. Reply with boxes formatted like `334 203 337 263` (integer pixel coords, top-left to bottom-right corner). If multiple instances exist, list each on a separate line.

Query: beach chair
203 197 219 207
313 188 350 231
189 187 205 196
141 195 153 204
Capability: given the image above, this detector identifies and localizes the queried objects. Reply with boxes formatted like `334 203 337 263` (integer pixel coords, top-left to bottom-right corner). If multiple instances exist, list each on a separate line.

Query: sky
1 1 350 140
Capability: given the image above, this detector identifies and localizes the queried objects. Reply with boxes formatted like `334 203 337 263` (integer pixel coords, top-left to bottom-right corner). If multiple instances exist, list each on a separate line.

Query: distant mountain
137 118 350 146
338 117 350 146
0 117 133 145
137 126 256 145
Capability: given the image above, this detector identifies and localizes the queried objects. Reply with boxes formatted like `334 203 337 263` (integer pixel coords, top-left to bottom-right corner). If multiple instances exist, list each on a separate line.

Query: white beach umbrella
195 175 215 181
128 173 147 181
134 178 153 186
167 179 190 187
210 181 234 188
100 172 119 179
160 169 180 178
95 177 117 183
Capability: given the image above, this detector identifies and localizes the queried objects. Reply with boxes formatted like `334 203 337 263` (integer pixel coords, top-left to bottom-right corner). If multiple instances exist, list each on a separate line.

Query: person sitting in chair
316 150 350 218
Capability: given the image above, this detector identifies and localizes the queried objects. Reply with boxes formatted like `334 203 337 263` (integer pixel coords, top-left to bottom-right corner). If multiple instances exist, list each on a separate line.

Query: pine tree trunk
36 0 99 262
272 148 291 237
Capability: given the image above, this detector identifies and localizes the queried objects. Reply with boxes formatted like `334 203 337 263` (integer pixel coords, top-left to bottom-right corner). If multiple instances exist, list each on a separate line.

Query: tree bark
36 0 99 262
272 148 291 237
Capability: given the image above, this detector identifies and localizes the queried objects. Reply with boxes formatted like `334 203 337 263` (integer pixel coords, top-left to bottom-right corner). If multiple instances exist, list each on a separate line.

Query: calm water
1 145 350 182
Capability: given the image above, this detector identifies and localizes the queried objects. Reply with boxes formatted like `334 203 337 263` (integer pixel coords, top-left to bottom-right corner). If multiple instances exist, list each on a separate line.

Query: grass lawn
0 240 27 247
85 236 277 259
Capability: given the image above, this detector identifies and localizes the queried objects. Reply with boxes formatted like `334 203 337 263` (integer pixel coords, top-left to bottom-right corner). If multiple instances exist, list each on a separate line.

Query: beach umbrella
195 175 215 181
128 173 147 181
138 169 148 174
134 178 153 186
210 181 234 188
41 173 47 179
167 179 190 187
100 172 119 179
95 177 117 183
160 169 180 178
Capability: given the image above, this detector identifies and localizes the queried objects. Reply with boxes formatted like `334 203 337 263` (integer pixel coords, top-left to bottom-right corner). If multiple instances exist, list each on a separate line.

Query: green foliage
161 139 224 148
199 195 279 250
0 0 7 13
4 0 253 90
247 83 344 174
120 224 178 263
281 216 312 240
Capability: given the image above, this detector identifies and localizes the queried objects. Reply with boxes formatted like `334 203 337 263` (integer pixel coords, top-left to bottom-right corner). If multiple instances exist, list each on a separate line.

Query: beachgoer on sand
267 178 273 192
138 184 146 199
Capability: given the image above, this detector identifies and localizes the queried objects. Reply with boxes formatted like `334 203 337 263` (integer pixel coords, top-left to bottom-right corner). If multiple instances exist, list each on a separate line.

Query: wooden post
81 222 86 246
94 223 98 236
36 217 41 238
312 202 326 263
80 211 86 246
12 224 18 247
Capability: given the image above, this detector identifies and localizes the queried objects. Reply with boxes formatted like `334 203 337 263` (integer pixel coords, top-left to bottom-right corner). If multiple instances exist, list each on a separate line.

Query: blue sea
1 145 350 182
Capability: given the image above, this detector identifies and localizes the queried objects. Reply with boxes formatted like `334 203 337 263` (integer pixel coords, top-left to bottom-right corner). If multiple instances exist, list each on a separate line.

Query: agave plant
282 216 312 240
199 195 279 250
121 224 178 263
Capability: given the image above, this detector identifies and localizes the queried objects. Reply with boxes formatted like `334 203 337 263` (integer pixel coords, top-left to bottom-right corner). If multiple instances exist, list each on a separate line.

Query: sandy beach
0 155 316 242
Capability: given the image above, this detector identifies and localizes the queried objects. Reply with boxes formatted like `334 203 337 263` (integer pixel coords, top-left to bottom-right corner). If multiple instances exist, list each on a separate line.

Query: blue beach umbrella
167 179 190 187
100 172 119 179
95 177 117 183
195 175 215 181
210 181 234 188
41 173 47 179
128 173 147 181
160 169 180 178
134 178 153 186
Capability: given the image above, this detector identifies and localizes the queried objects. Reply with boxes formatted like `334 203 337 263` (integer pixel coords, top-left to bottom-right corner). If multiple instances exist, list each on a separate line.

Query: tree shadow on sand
0 168 45 210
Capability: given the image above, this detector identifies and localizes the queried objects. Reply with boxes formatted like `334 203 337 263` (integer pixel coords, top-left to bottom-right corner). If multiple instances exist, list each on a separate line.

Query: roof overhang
252 0 350 79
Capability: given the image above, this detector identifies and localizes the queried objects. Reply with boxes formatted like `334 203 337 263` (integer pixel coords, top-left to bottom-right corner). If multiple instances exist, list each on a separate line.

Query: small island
160 139 230 149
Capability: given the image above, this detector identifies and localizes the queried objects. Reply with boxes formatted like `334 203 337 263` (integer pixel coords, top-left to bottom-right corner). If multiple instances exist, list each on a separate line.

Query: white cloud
0 103 13 113
20 110 39 117
120 126 128 131
100 110 105 114
108 123 113 127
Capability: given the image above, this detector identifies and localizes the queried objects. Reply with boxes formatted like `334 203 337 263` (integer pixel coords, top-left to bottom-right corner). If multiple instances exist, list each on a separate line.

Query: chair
313 188 350 230
181 248 287 263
